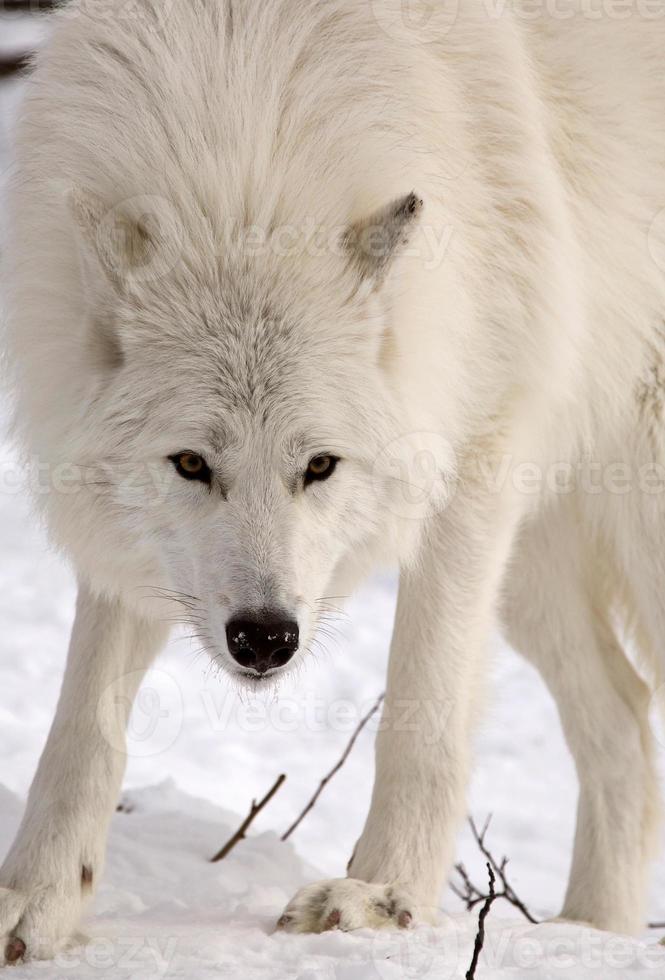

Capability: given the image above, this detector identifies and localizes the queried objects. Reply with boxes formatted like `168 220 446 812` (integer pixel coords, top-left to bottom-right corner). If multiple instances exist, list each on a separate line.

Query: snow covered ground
0 16 664 978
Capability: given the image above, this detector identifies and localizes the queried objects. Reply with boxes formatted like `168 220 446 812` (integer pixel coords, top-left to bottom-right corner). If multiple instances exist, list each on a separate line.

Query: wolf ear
68 188 180 292
343 191 423 293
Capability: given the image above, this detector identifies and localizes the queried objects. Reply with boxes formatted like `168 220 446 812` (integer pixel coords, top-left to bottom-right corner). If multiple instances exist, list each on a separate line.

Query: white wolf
1 0 664 962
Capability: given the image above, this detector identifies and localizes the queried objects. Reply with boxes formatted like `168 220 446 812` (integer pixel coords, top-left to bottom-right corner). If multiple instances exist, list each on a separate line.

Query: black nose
225 614 299 674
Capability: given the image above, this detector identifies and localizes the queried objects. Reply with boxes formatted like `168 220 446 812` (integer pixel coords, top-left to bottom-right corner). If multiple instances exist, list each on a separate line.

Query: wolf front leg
0 586 168 964
278 480 523 933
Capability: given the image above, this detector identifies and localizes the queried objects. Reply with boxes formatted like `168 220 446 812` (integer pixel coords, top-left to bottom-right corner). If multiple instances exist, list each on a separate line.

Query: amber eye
304 455 339 487
169 452 212 484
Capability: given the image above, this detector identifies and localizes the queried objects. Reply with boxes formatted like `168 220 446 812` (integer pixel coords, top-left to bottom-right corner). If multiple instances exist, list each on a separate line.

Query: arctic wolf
1 0 664 962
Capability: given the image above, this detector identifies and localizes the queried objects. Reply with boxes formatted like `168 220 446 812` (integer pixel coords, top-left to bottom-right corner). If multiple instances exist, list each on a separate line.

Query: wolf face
64 190 452 682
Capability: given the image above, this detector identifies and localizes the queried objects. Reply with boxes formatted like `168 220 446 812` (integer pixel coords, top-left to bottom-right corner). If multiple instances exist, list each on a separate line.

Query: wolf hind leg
504 504 660 934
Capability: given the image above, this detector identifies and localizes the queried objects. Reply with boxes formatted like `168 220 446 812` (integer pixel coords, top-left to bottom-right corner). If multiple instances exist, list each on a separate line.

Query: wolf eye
304 455 339 486
169 452 212 484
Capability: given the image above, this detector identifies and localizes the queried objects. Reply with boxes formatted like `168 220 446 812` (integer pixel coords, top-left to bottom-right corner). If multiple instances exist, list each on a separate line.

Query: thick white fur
1 0 664 958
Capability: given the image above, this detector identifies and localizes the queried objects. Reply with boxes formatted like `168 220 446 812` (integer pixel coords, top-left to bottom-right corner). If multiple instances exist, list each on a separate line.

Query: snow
0 25 664 978
0 780 662 980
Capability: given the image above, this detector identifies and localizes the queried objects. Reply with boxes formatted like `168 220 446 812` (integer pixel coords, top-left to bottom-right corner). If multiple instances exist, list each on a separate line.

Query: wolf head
65 188 453 682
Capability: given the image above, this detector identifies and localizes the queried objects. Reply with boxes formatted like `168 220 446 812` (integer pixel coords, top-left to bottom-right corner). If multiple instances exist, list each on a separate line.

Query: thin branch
452 862 489 912
471 816 538 924
457 815 665 934
465 864 496 980
452 815 539 924
211 774 286 863
281 693 384 842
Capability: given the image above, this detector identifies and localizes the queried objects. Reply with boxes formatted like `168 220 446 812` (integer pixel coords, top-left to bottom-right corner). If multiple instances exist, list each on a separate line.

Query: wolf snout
225 613 299 675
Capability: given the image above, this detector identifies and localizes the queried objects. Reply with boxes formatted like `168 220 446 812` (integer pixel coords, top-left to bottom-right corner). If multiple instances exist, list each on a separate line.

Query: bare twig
281 693 384 842
211 774 286 862
450 861 488 912
457 815 665 936
452 815 539 924
0 52 32 79
465 863 496 980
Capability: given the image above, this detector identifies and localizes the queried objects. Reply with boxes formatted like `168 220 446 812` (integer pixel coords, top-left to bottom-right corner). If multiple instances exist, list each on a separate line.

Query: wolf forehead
188 300 327 414
104 288 368 449
142 292 355 416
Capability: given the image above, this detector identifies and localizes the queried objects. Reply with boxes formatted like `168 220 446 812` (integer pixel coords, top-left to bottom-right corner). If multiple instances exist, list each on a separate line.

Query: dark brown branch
451 860 488 912
0 52 32 79
465 864 496 980
457 815 665 935
463 800 587 975
281 693 385 842
452 815 539 924
211 774 286 863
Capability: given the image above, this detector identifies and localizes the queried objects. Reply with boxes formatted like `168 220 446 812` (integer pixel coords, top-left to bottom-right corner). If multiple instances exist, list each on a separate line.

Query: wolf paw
0 874 88 965
276 878 415 934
